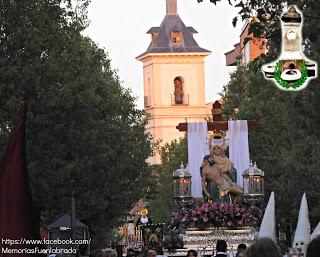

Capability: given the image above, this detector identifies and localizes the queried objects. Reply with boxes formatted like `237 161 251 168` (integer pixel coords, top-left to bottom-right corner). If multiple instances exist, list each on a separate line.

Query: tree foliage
148 137 188 224
0 0 152 253
219 0 320 240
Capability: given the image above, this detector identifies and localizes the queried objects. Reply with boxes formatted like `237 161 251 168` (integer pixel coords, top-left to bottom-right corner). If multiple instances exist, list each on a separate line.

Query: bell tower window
171 32 182 44
173 76 184 104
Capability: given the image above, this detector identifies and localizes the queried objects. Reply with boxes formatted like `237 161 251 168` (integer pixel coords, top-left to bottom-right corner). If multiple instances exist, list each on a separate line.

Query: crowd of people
185 240 245 257
183 236 320 257
102 236 320 257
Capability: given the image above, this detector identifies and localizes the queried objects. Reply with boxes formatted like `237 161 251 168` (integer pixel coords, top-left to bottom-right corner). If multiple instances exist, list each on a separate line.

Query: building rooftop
137 0 210 59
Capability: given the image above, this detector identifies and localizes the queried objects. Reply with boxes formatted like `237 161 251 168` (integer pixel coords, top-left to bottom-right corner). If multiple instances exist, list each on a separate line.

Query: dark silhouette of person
306 236 320 257
215 240 227 257
246 238 281 257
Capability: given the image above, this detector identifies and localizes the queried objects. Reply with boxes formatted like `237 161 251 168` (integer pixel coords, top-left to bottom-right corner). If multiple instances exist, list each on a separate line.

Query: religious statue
136 208 152 226
200 133 244 204
174 77 183 104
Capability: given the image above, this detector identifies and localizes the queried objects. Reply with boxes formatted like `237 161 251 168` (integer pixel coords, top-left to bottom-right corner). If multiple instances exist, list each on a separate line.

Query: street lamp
173 162 194 208
242 161 265 205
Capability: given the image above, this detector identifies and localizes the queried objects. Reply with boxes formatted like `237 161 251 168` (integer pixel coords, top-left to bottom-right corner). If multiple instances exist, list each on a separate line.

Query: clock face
287 30 297 40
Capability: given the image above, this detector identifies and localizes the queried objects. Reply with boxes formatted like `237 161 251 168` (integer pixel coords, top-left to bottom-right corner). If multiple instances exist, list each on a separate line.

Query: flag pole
71 191 76 240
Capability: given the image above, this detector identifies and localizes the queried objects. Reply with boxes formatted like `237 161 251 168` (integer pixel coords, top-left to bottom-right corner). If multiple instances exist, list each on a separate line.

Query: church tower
137 0 211 164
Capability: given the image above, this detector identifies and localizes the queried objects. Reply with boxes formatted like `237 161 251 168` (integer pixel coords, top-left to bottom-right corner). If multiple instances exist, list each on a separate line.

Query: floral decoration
171 202 264 229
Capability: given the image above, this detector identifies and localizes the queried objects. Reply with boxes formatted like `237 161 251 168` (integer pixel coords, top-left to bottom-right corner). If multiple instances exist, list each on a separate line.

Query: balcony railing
171 94 189 106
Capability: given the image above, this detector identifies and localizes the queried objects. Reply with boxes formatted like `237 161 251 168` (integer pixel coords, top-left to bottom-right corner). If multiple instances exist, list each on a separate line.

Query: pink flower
203 215 209 223
235 209 241 216
203 203 209 212
212 202 218 209
192 216 198 221
191 211 198 221
209 212 215 219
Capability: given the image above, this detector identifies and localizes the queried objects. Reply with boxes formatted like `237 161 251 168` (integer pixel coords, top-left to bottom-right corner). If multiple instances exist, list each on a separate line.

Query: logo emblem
262 5 317 91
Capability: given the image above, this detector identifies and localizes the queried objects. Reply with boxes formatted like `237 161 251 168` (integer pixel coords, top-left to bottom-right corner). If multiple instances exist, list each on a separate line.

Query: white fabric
258 192 276 241
293 193 311 255
311 222 320 240
187 122 209 197
228 120 250 185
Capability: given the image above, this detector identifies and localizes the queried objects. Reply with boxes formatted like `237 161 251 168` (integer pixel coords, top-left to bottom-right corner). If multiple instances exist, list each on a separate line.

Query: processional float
163 101 265 256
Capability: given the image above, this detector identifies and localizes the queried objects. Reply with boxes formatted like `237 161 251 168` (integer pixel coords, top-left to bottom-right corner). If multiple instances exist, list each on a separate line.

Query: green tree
219 0 320 239
148 137 188 224
0 0 152 253
196 0 320 240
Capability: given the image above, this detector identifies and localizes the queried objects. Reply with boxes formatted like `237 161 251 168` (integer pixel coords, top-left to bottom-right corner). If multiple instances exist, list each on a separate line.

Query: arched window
173 76 184 104
144 78 151 108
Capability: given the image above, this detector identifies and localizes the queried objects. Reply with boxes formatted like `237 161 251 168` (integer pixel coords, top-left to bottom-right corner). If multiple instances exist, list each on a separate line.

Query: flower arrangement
171 202 264 229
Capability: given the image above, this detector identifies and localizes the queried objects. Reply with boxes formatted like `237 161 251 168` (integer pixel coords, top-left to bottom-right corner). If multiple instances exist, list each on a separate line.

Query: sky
83 0 243 109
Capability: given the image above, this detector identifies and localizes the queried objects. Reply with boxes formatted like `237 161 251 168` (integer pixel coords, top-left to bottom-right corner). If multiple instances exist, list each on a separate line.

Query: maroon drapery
0 104 39 257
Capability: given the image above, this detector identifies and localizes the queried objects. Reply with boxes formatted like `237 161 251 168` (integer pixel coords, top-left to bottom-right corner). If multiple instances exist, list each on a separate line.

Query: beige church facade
137 0 212 164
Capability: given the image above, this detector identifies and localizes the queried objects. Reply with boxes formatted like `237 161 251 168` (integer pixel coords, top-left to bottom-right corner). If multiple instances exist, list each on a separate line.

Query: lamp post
242 161 265 205
173 162 194 209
